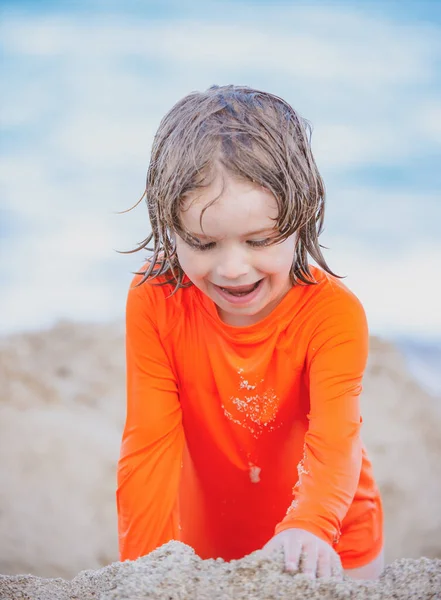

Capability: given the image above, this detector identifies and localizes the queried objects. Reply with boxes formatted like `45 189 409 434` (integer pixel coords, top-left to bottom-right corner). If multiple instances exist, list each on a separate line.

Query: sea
392 337 441 399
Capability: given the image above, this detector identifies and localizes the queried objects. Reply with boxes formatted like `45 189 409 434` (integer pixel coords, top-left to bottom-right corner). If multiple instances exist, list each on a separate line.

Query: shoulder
298 267 369 372
306 265 365 311
303 265 367 334
126 263 192 336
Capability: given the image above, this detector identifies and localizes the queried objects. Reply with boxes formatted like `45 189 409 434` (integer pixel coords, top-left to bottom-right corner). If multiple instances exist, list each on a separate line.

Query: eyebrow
187 227 275 240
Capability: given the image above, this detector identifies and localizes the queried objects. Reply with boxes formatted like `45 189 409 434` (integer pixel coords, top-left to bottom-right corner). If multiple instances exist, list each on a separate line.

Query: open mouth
218 279 263 297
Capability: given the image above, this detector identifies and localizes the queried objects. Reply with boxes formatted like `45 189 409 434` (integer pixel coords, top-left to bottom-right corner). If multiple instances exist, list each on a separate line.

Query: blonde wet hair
126 84 340 290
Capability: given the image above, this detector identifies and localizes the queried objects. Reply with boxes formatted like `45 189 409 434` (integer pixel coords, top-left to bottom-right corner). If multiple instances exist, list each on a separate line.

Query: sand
1 542 440 600
0 321 441 598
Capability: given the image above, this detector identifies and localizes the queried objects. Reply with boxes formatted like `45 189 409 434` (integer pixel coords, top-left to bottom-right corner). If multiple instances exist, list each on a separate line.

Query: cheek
176 246 209 280
261 240 296 274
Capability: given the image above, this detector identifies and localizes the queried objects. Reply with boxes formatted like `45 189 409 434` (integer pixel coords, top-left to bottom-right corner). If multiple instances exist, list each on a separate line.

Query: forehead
180 176 279 236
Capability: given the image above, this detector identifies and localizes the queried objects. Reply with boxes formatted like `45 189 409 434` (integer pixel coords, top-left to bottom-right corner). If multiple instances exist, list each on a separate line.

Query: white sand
1 542 440 599
0 321 440 595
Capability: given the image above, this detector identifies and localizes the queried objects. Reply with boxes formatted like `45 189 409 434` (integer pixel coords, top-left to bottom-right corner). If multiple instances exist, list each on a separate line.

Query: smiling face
175 173 296 326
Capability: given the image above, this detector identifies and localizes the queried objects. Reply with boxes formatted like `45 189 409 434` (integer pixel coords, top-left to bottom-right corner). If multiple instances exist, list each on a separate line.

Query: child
116 85 384 580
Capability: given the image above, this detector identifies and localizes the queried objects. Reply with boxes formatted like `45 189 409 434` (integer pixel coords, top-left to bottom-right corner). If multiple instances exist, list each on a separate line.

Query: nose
215 245 251 281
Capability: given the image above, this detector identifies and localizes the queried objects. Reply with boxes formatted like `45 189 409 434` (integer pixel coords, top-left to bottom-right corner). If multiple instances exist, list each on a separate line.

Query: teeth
221 281 259 295
223 289 249 295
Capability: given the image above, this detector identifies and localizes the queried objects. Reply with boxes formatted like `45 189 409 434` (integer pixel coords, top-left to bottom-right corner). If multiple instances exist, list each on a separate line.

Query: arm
274 290 368 546
116 277 184 561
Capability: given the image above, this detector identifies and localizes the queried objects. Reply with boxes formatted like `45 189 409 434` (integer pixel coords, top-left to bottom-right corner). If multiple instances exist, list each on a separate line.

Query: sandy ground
1 542 440 599
0 321 441 598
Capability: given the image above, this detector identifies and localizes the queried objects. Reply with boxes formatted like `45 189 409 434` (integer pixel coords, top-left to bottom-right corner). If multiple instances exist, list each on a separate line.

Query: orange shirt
117 265 380 562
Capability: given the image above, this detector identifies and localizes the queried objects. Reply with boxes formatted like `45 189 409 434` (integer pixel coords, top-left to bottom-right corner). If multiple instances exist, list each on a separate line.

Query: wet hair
124 84 340 290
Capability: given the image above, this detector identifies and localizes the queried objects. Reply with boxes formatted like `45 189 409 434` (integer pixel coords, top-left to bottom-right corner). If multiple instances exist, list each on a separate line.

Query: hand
262 528 343 579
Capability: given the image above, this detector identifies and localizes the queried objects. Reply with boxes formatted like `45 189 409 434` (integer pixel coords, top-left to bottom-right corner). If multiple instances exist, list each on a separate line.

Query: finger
331 555 343 580
301 543 318 579
317 552 332 579
284 539 302 573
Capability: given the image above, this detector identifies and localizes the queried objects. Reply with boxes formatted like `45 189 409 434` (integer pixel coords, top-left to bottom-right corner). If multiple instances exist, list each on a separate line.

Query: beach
0 321 440 598
1 542 440 599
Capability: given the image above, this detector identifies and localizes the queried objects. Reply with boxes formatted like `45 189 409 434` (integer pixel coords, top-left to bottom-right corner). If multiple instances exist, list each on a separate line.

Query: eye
247 238 273 248
188 240 216 252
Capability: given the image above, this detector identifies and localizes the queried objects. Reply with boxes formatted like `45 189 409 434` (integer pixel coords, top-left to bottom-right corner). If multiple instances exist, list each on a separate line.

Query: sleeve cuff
274 517 341 547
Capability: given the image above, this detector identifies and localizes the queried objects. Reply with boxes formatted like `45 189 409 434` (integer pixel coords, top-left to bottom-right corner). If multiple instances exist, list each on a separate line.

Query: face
174 173 296 326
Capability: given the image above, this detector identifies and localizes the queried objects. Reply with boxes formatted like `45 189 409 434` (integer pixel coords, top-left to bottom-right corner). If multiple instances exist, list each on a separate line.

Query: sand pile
1 542 440 600
0 322 125 578
360 337 441 560
0 321 440 589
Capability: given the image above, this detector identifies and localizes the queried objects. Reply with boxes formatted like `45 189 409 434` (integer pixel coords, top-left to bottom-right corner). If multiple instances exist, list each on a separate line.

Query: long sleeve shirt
117 265 380 562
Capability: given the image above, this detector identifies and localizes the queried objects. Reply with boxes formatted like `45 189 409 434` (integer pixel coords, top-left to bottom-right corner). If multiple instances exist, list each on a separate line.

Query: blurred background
1 0 440 579
1 0 441 389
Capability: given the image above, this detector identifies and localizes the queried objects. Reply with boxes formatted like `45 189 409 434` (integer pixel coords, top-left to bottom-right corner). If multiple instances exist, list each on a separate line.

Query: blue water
393 337 441 398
